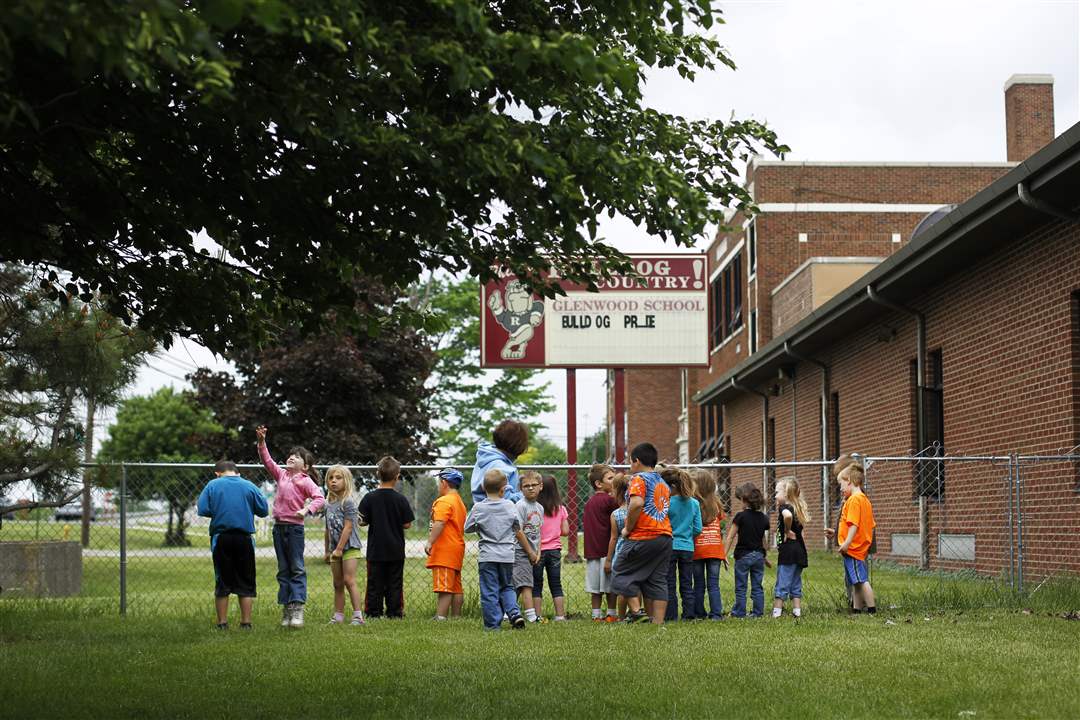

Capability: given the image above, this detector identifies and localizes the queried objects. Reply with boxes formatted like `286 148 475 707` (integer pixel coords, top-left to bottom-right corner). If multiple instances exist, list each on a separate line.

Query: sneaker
281 605 291 627
239 623 253 630
624 609 649 623
289 605 305 628
215 622 228 630
604 615 618 624
350 616 366 626
535 616 549 624
511 615 526 629
592 616 604 623
328 616 343 625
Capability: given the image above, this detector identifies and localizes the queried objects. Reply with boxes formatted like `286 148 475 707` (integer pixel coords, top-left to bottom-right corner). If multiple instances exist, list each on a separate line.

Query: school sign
480 254 709 368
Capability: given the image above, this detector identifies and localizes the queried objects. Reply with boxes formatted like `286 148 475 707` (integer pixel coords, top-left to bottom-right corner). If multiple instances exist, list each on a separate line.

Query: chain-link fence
2 455 1077 617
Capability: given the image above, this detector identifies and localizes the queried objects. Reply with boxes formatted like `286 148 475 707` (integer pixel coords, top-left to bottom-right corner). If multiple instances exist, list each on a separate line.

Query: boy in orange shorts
424 468 468 620
825 459 877 613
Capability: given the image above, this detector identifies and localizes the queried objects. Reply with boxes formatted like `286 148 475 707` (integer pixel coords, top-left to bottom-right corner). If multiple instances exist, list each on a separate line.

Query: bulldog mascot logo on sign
487 279 545 360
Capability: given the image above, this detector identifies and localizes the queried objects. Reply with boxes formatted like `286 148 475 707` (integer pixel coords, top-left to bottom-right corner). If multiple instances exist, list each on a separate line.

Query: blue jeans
774 563 804 600
664 549 695 621
532 549 564 598
692 558 724 619
478 562 521 630
272 523 307 605
732 551 765 617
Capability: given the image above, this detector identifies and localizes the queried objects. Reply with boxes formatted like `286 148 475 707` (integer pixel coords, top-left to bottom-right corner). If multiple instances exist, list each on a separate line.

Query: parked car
54 502 97 522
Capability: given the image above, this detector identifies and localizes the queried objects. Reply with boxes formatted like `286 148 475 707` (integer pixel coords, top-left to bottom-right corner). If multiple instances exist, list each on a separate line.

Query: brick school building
609 75 1080 577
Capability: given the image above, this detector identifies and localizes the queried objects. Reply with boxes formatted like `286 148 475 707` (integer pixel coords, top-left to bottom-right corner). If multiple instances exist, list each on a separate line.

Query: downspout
730 377 770 493
867 285 929 570
1017 182 1080 222
784 341 831 546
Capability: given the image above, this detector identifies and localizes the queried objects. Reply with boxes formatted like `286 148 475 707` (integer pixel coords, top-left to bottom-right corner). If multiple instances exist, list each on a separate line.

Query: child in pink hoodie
256 425 325 628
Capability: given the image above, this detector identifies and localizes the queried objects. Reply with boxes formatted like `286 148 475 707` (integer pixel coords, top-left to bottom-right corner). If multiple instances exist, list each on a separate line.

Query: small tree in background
0 265 151 519
98 388 222 546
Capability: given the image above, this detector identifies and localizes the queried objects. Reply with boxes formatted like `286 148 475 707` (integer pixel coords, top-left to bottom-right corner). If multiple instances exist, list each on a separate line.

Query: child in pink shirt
257 425 325 628
532 475 569 621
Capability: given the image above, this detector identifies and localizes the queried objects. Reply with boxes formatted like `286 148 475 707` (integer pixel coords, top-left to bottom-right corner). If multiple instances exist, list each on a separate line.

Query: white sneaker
289 605 305 628
281 605 292 627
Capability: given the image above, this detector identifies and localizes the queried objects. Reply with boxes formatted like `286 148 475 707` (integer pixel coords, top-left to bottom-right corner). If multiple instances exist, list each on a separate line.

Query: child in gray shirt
464 469 537 630
513 470 545 622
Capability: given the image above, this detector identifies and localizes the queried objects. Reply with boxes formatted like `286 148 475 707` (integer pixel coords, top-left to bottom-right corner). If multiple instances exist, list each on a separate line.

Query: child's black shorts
212 531 257 598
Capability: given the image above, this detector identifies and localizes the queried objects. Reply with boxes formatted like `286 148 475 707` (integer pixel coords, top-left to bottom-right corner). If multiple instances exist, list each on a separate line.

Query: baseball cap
437 468 464 488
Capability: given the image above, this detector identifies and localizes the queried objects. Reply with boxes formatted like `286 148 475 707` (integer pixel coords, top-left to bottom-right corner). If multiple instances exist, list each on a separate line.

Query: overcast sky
114 0 1080 456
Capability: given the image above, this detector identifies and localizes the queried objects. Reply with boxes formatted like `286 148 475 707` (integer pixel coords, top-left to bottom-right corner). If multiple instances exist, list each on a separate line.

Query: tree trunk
81 396 95 547
165 500 191 547
165 504 174 545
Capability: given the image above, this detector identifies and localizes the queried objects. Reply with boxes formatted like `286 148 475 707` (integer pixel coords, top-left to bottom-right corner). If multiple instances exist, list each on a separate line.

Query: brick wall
752 164 1011 204
1005 79 1055 162
773 264 814 336
623 368 683 463
720 216 1080 576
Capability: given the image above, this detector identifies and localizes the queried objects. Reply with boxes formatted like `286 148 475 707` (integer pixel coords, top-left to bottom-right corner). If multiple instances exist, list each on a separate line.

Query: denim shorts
843 554 869 585
773 563 804 599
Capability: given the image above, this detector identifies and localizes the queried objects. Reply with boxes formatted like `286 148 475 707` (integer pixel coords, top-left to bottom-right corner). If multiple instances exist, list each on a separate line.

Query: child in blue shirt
197 460 269 629
661 466 702 621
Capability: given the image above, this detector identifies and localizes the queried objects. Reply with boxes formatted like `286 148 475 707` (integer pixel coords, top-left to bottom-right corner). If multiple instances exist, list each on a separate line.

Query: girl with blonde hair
323 465 364 625
690 469 727 620
772 476 809 618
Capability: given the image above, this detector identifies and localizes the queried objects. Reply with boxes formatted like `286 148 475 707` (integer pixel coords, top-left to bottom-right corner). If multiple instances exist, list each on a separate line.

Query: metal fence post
120 463 127 616
1016 460 1025 594
1006 454 1015 590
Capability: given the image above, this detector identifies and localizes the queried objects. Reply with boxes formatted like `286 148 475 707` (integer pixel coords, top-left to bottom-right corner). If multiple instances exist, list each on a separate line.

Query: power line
143 362 187 382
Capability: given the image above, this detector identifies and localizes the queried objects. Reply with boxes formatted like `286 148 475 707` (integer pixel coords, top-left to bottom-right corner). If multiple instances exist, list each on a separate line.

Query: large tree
0 264 150 516
97 387 222 546
422 275 553 463
1 1 785 353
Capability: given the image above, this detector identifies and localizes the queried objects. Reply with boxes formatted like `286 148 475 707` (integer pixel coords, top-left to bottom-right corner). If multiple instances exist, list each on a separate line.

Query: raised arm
256 427 285 484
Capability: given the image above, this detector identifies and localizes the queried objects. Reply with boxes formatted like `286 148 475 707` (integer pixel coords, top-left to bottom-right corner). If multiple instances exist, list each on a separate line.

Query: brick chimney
1004 74 1054 162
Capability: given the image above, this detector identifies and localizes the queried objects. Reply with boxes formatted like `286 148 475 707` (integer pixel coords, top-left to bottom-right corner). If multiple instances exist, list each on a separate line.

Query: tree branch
0 487 84 516
0 462 54 484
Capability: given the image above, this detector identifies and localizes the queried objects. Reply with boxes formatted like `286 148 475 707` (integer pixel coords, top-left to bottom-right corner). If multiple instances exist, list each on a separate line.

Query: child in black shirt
723 482 770 618
772 477 809 618
358 456 415 617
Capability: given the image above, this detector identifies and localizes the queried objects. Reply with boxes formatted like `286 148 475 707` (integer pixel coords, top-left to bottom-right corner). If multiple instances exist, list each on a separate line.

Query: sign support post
614 368 626 464
565 369 581 562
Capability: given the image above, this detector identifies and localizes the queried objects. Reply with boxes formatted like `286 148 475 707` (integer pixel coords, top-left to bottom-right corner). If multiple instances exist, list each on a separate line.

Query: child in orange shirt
424 468 468 620
825 459 877 613
690 469 727 620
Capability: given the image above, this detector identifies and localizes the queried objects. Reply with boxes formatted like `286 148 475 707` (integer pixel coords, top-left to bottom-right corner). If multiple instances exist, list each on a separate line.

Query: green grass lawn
2 604 1079 719
4 547 1080 718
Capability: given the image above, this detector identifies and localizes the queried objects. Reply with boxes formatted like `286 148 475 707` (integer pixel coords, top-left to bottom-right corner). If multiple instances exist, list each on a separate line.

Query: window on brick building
710 252 745 346
747 220 757 275
710 275 723 349
722 264 732 339
912 351 945 499
750 309 758 354
731 253 743 334
697 401 723 460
